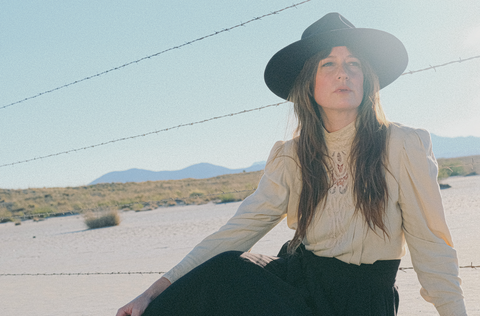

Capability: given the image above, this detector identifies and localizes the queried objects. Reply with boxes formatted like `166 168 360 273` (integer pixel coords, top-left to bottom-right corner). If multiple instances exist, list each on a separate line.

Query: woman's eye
321 62 334 67
348 61 361 67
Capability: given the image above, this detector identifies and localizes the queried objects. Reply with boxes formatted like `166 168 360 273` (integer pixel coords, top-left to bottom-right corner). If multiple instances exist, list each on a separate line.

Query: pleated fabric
143 246 400 316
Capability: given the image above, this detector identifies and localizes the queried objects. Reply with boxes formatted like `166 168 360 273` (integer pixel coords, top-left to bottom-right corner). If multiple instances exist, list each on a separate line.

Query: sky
1 0 480 189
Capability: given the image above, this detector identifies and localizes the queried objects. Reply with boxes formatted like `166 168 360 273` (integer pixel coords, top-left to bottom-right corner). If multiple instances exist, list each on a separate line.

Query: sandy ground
1 175 479 315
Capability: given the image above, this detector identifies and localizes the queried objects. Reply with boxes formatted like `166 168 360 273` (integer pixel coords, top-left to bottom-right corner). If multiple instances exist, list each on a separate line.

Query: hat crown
265 12 408 100
301 12 355 39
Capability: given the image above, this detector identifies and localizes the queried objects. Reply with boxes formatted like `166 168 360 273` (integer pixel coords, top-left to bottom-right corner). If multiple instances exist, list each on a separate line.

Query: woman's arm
163 140 292 283
116 277 171 316
398 128 467 316
116 140 294 313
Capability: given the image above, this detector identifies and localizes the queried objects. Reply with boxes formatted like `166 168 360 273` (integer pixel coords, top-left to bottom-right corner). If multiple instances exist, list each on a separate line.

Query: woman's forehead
323 46 355 58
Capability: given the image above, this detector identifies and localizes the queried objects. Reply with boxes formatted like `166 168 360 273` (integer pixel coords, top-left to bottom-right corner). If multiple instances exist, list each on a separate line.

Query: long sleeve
163 141 291 283
398 128 467 315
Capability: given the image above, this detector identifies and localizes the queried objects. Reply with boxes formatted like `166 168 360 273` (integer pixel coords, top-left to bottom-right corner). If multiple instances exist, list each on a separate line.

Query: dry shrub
84 209 121 229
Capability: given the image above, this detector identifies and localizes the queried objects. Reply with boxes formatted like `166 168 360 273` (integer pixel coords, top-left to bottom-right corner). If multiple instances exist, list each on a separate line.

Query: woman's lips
334 87 352 93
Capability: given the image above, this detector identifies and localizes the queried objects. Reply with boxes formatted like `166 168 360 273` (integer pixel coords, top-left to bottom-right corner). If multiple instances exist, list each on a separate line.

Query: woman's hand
116 276 172 316
116 293 152 316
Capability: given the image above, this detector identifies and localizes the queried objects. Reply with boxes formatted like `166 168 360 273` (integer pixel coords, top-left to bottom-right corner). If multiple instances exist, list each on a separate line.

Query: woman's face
314 46 364 116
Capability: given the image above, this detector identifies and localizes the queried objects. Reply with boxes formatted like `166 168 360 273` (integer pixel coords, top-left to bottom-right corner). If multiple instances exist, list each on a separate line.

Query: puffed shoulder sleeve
398 128 467 315
163 141 292 283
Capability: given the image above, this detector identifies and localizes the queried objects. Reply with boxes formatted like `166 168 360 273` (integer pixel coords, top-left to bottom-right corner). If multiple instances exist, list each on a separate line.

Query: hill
431 134 480 158
88 134 479 185
89 162 266 185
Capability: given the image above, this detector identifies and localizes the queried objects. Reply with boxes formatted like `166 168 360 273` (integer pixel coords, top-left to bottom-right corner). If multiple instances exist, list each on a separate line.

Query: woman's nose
336 64 349 80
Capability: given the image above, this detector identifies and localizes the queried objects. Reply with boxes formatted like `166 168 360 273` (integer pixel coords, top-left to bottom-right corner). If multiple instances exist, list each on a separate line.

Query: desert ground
1 175 479 315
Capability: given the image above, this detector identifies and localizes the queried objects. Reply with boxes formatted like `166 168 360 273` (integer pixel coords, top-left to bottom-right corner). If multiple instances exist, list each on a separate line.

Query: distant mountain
431 134 480 158
89 162 266 185
89 134 479 185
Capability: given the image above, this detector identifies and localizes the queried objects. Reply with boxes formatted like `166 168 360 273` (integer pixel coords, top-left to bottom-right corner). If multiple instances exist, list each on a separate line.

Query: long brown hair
287 47 390 253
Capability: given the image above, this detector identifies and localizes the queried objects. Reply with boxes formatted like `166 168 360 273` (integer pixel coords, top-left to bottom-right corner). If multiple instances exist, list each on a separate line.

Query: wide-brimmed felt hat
264 12 408 100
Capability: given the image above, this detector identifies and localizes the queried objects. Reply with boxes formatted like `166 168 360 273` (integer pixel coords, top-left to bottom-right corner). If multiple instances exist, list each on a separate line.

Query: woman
117 13 466 316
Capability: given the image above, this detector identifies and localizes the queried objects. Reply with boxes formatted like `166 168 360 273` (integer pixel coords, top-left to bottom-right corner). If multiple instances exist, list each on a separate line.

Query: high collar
323 120 356 150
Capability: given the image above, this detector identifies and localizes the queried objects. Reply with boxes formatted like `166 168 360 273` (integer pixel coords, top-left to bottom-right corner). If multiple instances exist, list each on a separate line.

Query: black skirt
143 245 400 316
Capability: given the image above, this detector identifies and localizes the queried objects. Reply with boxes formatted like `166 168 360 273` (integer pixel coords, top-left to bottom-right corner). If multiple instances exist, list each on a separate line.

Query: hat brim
264 28 408 100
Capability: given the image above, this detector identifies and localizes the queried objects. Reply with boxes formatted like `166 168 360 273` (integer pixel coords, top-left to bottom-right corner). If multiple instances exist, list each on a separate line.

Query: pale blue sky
1 0 480 189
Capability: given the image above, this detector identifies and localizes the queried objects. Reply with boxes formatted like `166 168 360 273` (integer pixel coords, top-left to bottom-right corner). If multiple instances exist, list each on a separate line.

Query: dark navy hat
264 13 408 100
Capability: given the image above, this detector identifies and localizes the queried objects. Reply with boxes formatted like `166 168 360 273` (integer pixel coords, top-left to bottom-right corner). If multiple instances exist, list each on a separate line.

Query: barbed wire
0 101 287 168
0 272 165 276
1 187 258 221
401 55 480 76
399 263 479 271
0 0 311 111
1 263 478 277
2 55 480 169
2 135 477 172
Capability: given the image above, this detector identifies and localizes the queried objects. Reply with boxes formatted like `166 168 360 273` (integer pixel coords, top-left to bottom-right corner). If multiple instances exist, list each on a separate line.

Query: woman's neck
321 109 357 133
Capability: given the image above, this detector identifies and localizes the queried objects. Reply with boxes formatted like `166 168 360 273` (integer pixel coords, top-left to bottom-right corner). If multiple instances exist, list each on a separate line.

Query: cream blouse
163 122 466 316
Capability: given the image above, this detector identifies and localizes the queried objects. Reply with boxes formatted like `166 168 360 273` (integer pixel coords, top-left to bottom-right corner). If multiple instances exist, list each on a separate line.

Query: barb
1 264 479 277
0 0 312 111
398 267 414 272
460 262 479 269
401 54 480 76
0 102 287 168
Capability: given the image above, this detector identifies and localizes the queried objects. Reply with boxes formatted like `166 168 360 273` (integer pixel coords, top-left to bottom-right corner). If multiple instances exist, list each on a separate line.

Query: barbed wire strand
0 272 166 276
0 101 287 168
3 144 477 173
0 0 312 111
2 55 480 169
401 55 480 76
1 188 258 221
398 263 479 272
1 263 478 277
